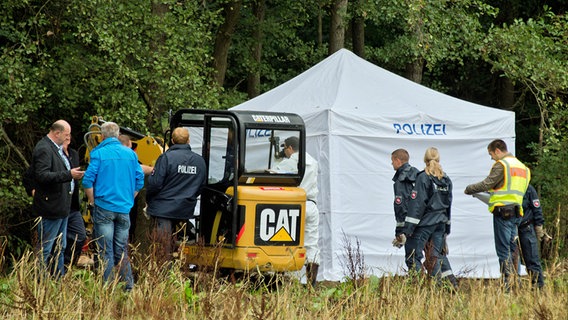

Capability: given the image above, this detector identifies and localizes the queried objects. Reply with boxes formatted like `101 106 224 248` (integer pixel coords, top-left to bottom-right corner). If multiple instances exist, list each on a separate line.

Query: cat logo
255 204 302 246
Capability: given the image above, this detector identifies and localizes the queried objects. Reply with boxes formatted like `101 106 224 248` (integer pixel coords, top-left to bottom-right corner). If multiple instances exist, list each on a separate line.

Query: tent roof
233 49 512 123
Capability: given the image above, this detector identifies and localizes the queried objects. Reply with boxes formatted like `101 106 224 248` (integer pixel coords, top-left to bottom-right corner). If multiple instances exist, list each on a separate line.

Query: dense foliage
1 0 567 265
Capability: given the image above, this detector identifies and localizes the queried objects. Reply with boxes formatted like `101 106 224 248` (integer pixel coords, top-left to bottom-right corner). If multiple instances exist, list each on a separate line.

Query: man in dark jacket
32 120 84 277
62 138 93 268
146 127 206 258
391 149 419 237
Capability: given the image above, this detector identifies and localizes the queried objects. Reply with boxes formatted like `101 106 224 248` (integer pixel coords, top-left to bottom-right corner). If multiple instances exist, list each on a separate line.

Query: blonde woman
398 147 456 289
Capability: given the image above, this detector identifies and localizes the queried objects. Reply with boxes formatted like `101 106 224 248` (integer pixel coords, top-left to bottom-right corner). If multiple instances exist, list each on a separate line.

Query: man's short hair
488 139 508 152
118 134 132 147
283 136 299 151
172 127 189 144
101 122 120 138
391 148 410 163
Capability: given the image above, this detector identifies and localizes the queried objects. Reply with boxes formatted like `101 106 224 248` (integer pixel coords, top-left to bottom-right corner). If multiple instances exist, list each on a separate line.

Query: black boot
306 263 319 288
447 274 459 292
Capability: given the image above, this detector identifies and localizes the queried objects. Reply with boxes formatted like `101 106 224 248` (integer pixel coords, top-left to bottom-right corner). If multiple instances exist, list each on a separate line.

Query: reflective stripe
441 270 453 278
405 216 420 225
446 221 451 225
396 222 405 227
491 190 525 196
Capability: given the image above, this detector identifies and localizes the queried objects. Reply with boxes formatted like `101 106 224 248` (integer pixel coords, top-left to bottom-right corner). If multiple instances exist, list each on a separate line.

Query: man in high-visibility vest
464 139 530 292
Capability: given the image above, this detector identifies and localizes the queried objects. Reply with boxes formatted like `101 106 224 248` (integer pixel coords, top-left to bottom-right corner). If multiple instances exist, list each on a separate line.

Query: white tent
232 49 516 281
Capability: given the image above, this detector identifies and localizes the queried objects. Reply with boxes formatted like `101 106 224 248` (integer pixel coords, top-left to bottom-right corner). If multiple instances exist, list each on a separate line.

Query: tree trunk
0 126 29 167
317 7 323 48
405 1 425 84
247 0 265 99
145 2 169 129
328 0 348 55
350 0 365 58
405 57 424 84
351 6 365 58
498 76 515 111
213 0 243 87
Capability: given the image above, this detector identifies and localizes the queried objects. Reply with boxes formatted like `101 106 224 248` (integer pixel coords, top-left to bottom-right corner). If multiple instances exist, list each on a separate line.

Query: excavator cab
169 109 307 272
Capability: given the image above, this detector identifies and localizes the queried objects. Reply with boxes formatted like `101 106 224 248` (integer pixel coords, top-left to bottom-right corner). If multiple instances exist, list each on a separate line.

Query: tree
0 0 224 260
328 0 348 54
367 0 497 84
246 0 266 98
350 0 366 58
212 0 243 87
222 0 325 102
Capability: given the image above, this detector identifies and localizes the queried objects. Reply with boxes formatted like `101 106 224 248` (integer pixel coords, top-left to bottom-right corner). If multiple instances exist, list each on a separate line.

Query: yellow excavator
169 109 307 272
83 110 308 273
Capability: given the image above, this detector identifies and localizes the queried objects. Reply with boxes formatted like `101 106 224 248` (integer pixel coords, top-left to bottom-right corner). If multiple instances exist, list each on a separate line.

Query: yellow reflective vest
488 156 530 216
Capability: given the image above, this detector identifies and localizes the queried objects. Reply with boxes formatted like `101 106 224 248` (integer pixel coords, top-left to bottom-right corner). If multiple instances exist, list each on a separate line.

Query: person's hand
70 167 84 180
398 234 407 246
142 205 150 220
392 234 406 248
391 237 400 248
442 234 449 255
534 225 545 241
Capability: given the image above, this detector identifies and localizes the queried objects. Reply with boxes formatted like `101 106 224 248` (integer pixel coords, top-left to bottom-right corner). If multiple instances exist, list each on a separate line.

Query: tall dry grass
1 247 567 319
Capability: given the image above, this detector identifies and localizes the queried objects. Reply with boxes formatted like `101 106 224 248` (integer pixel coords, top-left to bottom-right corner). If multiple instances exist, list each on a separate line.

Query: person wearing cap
273 136 320 288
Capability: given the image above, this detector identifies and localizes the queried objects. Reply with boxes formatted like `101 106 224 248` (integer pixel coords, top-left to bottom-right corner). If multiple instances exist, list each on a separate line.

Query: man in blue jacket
146 127 206 259
83 122 144 291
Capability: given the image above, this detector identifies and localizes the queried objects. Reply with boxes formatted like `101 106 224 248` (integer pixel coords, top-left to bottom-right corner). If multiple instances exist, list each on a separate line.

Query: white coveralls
274 152 320 264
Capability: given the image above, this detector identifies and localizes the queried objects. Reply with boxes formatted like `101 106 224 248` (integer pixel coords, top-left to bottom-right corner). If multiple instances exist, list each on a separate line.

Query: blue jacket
146 144 206 220
82 137 144 214
404 171 452 236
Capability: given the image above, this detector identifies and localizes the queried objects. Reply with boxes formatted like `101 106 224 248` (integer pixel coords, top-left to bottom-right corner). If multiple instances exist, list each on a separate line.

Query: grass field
1 249 566 320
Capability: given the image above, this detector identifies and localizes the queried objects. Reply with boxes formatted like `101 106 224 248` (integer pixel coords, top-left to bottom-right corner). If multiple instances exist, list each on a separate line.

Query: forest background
1 0 567 268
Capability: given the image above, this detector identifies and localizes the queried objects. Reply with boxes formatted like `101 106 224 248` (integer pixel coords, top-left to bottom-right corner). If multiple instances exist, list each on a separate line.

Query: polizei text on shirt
178 165 197 174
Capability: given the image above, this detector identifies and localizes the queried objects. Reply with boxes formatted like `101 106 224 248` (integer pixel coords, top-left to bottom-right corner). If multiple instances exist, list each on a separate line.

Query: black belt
492 205 519 220
308 199 317 205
